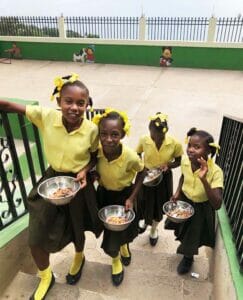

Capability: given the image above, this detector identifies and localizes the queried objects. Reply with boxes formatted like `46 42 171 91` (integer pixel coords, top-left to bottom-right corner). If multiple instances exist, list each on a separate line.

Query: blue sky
0 0 243 17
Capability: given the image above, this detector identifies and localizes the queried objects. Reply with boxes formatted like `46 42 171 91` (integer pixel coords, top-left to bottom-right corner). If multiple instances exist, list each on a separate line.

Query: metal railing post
207 16 217 42
139 15 146 40
58 15 66 38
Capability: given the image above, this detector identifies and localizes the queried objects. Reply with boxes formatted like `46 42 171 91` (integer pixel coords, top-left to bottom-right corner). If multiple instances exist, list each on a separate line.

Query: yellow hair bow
54 77 64 91
51 73 80 101
92 113 103 125
149 113 168 123
69 73 79 83
150 113 168 133
209 142 220 155
92 108 131 136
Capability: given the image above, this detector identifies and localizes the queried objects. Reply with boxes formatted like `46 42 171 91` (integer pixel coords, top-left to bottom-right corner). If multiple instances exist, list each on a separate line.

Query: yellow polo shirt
26 105 98 173
136 135 183 169
181 156 224 203
97 144 144 191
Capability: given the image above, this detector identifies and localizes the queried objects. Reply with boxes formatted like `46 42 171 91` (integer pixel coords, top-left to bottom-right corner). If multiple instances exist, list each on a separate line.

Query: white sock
139 219 146 229
150 221 159 238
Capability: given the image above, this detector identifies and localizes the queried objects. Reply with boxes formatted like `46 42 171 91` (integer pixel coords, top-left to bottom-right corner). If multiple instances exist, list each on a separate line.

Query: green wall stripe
217 205 243 299
1 41 243 70
0 214 29 248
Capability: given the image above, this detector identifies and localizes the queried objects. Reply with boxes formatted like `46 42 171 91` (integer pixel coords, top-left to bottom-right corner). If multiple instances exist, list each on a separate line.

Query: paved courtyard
1 60 243 147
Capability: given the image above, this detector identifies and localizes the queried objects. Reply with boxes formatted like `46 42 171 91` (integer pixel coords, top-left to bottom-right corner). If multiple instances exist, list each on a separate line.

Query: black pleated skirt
137 170 173 225
164 193 216 256
27 167 102 253
97 185 139 257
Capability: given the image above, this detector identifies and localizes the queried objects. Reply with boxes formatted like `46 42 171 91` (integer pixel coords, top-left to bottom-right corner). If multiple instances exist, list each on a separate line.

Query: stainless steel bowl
143 168 163 187
98 205 135 231
37 176 81 205
163 200 194 223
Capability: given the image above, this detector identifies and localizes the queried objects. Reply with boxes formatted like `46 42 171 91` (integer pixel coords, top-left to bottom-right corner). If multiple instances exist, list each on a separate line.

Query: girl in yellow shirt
0 74 102 300
136 113 183 246
170 127 223 275
93 108 145 286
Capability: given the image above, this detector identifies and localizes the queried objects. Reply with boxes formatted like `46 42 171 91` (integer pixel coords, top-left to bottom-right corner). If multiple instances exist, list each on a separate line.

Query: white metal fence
0 16 243 42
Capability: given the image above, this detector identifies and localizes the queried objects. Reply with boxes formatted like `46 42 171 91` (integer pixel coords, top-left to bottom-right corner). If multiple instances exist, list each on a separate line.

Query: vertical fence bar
31 124 45 176
223 18 228 42
17 115 37 186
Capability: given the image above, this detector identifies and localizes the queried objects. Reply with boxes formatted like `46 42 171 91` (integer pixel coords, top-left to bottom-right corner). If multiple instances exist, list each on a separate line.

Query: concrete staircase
1 222 213 300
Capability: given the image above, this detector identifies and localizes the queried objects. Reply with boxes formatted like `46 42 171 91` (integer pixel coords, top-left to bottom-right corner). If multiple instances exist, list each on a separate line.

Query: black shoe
112 269 124 286
121 244 131 266
149 236 158 246
66 256 85 285
138 226 147 234
29 272 55 300
149 228 159 246
177 256 194 275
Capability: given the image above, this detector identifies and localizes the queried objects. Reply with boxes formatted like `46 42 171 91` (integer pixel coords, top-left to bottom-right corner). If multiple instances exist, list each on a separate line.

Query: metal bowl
98 205 135 231
143 168 163 187
163 200 194 223
37 176 81 205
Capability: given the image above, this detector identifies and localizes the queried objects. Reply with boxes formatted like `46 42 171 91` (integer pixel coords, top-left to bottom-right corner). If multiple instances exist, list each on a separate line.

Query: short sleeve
25 105 44 129
136 136 144 154
173 140 184 158
211 167 224 189
127 151 144 173
90 125 99 153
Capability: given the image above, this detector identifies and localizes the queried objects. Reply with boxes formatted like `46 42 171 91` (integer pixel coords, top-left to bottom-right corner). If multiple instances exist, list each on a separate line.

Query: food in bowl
106 216 128 225
98 205 135 231
37 176 81 205
145 168 161 181
167 207 192 219
49 187 73 199
143 168 163 186
163 200 194 223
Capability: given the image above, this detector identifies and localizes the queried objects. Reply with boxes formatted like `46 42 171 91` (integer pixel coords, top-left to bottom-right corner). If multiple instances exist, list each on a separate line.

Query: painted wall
1 41 243 70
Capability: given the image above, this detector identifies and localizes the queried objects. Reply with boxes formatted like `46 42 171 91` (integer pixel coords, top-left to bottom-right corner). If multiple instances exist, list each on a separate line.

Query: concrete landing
1 272 118 300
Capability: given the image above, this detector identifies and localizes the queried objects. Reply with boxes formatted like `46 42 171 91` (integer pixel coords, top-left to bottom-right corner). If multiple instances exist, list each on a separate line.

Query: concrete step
1 272 123 300
1 248 212 300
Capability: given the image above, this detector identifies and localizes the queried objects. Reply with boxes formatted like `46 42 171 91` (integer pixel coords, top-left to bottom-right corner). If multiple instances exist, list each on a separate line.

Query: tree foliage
0 17 99 38
0 17 59 37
